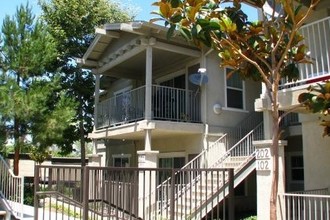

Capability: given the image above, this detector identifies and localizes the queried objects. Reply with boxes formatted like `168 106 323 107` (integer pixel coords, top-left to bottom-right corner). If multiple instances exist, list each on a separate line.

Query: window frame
224 68 246 110
112 154 131 167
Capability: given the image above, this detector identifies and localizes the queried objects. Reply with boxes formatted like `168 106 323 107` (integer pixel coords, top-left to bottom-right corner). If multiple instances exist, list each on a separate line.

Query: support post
254 140 287 220
145 45 152 120
34 165 39 220
137 150 159 218
228 168 235 220
82 167 90 220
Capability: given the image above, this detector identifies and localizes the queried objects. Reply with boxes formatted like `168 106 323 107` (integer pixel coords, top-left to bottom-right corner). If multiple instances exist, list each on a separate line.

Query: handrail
0 154 24 219
292 187 330 195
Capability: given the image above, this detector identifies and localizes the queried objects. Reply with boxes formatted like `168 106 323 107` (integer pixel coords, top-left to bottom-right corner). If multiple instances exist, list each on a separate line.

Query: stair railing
143 112 263 216
142 134 228 217
176 123 264 219
0 154 24 219
211 122 264 170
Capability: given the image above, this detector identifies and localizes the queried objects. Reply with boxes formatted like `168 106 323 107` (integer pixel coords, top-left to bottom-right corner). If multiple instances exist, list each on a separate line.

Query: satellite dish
263 0 283 17
189 68 208 86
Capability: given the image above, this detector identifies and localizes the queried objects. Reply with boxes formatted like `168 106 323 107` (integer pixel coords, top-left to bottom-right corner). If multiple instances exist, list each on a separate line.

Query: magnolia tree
152 0 319 219
299 81 330 136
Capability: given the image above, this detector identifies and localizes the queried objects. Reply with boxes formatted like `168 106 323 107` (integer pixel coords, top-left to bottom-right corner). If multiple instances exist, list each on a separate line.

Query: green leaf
209 18 221 30
281 63 299 82
167 24 176 39
196 18 210 27
170 0 180 8
170 14 182 23
179 27 192 40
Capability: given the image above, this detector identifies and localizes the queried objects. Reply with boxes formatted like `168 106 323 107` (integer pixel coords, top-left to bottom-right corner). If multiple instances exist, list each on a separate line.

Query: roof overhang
78 21 201 78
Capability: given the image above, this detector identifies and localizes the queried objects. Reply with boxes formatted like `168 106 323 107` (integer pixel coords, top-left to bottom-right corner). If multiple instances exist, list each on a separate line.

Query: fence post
82 166 89 220
228 168 235 220
34 165 39 220
170 169 175 220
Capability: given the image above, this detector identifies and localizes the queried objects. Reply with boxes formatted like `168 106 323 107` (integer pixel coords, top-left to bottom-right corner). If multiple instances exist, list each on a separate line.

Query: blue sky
0 0 157 23
0 0 257 24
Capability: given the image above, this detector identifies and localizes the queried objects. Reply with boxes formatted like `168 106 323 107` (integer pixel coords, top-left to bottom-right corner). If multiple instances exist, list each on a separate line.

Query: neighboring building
257 0 330 193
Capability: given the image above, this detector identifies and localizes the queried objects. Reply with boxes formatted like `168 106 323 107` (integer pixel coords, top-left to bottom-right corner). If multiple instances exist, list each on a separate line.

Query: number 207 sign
256 148 271 171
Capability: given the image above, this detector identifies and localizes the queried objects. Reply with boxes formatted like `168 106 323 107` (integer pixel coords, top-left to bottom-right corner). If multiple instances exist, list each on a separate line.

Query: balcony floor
90 119 205 140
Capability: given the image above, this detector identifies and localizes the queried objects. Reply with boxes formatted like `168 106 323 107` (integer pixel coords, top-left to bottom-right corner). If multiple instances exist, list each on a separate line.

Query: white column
145 129 152 152
137 150 159 217
253 140 287 220
145 45 152 120
263 110 273 139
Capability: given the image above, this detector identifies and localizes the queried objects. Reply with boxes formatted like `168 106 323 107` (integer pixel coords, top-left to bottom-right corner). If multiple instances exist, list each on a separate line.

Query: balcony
96 85 201 129
280 16 330 90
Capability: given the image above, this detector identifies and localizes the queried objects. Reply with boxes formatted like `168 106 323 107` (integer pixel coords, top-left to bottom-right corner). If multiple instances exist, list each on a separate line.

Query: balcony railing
96 85 201 129
280 16 330 89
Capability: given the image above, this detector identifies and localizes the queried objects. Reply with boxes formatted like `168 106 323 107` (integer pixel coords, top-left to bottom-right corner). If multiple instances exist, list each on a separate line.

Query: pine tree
0 4 76 174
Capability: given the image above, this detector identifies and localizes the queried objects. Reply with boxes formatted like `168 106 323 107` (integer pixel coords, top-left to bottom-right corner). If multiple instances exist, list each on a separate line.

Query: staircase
0 154 24 219
142 112 264 219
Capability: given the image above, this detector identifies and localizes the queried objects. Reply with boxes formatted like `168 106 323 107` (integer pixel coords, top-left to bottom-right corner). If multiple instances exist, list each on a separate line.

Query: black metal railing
96 85 201 129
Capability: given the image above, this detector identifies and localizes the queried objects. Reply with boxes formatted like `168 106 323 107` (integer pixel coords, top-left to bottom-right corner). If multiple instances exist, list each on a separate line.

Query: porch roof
78 21 201 79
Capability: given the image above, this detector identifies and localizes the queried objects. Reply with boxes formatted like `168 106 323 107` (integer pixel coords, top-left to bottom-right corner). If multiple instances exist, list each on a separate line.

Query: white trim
221 107 249 113
112 154 131 167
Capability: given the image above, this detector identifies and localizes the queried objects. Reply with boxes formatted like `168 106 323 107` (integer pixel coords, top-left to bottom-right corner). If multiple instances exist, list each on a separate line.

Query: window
114 86 132 122
160 74 185 89
226 68 244 109
158 157 185 184
159 157 185 169
112 154 131 167
290 155 304 181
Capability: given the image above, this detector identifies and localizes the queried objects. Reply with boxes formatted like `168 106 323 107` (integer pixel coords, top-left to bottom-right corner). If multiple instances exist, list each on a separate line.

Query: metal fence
34 165 235 220
0 154 24 219
279 192 330 220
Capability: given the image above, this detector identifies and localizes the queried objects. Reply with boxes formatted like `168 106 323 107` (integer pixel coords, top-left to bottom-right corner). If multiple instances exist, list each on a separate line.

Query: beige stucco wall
203 51 261 130
305 0 330 24
104 133 227 167
301 114 330 190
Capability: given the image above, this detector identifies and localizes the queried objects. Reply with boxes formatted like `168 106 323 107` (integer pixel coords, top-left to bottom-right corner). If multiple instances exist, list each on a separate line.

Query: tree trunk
79 98 86 167
13 118 20 176
270 85 280 220
270 118 279 220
